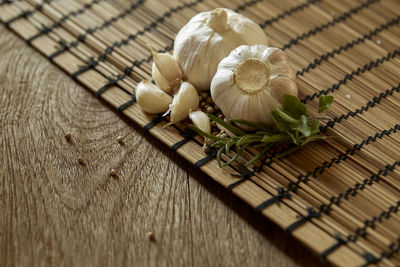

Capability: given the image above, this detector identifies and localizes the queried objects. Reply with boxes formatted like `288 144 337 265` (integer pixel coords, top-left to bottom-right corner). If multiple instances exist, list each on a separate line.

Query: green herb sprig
190 95 334 167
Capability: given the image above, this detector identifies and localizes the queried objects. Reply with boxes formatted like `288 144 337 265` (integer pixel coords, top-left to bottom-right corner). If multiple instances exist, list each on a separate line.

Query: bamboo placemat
1 0 400 265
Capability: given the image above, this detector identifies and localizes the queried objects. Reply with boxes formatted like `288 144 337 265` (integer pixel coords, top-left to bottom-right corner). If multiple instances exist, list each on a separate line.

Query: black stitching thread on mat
170 129 196 151
0 0 13 5
143 116 166 131
286 207 321 232
366 239 400 266
233 0 263 12
4 10 33 26
194 147 218 168
320 82 400 133
25 0 102 44
259 0 321 28
95 76 118 96
226 165 255 191
48 39 69 60
293 161 400 259
298 125 399 193
50 0 201 62
255 187 291 212
3 0 52 26
362 253 380 266
73 0 145 43
80 42 174 99
321 201 400 259
289 171 400 236
296 16 400 76
287 124 400 193
118 94 136 112
282 0 380 50
256 124 400 212
320 235 346 258
47 0 146 59
302 48 400 103
71 57 99 79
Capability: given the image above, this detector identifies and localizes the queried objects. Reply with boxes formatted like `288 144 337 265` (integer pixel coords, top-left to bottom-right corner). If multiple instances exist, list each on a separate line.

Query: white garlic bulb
152 50 183 94
165 82 199 126
136 81 173 114
173 8 269 91
189 110 211 142
211 45 298 128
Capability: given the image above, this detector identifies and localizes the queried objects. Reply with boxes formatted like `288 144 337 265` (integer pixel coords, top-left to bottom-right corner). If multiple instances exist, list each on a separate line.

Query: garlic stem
206 8 230 33
233 59 271 95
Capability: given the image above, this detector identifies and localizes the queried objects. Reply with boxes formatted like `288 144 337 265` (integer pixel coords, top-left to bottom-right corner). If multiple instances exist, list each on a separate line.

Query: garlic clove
136 80 173 114
152 63 173 94
189 110 211 143
152 51 182 94
269 76 298 102
165 82 199 127
265 48 296 80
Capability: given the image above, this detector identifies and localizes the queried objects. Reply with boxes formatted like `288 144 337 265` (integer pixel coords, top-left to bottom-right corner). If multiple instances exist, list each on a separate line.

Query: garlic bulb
152 50 183 94
173 8 269 91
136 80 173 114
166 82 199 126
189 110 211 142
211 45 298 128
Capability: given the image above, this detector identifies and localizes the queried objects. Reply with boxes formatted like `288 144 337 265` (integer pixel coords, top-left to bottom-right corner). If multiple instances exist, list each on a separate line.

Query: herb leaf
282 95 307 119
318 95 334 113
270 108 296 132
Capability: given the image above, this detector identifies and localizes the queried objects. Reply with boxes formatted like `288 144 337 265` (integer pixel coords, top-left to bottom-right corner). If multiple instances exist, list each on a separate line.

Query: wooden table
0 25 327 267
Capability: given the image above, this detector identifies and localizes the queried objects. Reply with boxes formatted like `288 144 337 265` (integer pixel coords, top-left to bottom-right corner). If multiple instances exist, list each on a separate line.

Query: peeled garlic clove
211 45 298 129
152 51 182 94
136 80 173 114
189 110 211 143
165 82 199 126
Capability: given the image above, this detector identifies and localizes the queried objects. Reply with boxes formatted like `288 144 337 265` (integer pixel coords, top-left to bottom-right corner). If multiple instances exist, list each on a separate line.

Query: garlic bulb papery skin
211 45 298 128
189 110 211 143
152 51 183 94
165 82 199 127
173 8 269 91
136 81 173 114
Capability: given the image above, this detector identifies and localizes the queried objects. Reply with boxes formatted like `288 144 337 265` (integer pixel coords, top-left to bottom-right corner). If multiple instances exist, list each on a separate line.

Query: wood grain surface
0 25 327 267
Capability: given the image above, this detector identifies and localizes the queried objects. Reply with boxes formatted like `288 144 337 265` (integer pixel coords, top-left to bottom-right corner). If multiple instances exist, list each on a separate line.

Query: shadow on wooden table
106 100 331 267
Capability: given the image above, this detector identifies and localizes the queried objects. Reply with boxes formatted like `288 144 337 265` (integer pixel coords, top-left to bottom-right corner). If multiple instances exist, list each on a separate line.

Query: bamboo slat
1 0 400 265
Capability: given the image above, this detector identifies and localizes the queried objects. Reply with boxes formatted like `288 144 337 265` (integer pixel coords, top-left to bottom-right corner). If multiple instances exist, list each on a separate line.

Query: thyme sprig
190 95 334 167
